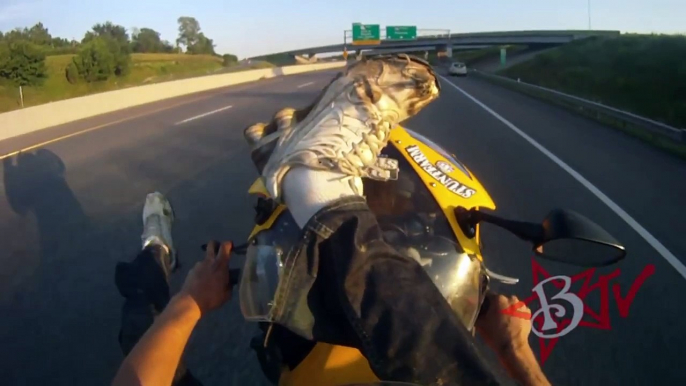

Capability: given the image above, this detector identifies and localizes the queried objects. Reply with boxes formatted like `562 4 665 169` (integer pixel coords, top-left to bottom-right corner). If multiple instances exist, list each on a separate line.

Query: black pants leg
115 245 202 386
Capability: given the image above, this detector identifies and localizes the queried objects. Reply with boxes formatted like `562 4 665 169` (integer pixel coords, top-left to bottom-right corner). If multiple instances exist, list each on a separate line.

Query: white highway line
297 81 315 88
439 75 686 280
175 105 233 125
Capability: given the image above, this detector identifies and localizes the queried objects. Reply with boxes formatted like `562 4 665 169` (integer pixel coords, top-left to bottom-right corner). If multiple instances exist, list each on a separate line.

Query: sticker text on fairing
405 145 476 198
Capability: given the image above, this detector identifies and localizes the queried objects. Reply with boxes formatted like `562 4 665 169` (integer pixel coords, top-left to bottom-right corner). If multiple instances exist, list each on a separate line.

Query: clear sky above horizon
0 0 683 58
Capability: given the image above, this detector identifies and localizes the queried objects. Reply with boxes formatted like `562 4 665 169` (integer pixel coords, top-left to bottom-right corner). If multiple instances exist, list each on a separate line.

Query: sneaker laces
291 100 395 175
338 127 393 176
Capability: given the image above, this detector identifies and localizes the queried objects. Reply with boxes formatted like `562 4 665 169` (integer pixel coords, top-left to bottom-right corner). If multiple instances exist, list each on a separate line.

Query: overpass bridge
254 30 620 60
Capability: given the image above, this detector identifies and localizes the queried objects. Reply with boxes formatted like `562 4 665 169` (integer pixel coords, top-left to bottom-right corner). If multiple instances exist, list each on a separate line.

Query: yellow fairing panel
279 343 379 386
248 178 269 196
247 178 287 240
387 127 495 257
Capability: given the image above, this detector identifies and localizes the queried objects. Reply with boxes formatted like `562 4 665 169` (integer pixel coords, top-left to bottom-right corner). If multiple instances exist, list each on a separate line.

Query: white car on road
448 62 467 76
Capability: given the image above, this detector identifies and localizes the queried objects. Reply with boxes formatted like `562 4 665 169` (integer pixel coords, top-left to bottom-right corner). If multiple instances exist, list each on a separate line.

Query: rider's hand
476 293 532 356
178 241 234 316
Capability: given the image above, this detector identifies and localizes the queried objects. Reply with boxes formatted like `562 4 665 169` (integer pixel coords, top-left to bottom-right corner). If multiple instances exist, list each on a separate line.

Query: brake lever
484 267 519 285
200 242 249 255
232 243 249 255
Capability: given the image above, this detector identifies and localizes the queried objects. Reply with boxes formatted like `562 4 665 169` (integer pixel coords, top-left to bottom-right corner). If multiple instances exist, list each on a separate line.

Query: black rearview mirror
534 209 626 266
455 207 626 267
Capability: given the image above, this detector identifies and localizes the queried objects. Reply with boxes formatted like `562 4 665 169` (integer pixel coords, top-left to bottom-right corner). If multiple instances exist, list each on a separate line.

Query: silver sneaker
141 192 177 271
245 54 440 201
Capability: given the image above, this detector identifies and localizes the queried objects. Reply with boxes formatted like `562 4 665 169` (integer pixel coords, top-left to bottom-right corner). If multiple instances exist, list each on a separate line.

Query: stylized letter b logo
531 276 584 339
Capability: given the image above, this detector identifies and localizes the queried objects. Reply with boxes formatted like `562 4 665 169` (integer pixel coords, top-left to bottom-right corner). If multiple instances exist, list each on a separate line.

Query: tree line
0 17 238 87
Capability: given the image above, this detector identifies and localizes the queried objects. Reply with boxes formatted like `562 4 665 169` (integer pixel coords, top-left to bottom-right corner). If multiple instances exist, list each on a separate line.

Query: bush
222 53 238 67
80 22 131 76
104 37 131 76
74 37 115 82
0 40 47 86
65 61 79 84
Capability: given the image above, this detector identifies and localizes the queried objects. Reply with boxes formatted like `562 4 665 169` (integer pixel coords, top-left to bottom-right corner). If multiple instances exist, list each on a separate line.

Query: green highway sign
386 26 417 40
352 23 380 45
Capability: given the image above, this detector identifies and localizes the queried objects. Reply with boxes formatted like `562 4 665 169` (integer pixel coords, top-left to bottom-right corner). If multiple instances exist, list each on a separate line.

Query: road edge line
439 75 686 280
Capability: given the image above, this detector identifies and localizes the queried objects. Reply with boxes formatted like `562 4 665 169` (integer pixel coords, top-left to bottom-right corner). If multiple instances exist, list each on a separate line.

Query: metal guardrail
471 70 685 144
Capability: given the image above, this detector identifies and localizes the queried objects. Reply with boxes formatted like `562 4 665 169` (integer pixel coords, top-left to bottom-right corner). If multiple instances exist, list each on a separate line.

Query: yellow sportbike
238 126 626 386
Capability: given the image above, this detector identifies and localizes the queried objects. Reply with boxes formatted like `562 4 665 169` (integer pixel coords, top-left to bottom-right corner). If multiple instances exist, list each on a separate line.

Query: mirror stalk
456 207 544 244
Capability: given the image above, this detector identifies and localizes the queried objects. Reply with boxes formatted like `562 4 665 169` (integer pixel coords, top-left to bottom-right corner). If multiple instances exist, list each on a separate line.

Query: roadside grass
499 34 686 130
0 53 274 113
216 60 274 73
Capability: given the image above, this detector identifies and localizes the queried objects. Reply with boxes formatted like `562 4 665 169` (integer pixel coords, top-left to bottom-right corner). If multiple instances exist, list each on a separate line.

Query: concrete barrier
0 61 346 143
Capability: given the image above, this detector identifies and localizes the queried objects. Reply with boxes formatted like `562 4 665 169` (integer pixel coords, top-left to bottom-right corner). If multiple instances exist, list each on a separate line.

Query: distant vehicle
448 62 467 76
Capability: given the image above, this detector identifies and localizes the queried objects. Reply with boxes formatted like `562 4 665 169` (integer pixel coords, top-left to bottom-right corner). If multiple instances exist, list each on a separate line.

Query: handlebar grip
201 241 222 255
229 269 241 288
199 243 241 287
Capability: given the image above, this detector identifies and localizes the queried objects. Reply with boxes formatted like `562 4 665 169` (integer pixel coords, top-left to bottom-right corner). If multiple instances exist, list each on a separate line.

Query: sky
0 0 684 58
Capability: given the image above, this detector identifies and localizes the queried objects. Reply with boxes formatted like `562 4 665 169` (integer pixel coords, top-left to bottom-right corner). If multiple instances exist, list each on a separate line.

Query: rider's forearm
498 345 551 386
112 294 200 386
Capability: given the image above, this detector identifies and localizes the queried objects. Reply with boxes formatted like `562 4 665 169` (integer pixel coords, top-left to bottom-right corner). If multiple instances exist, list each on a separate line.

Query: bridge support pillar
435 44 452 59
295 54 318 64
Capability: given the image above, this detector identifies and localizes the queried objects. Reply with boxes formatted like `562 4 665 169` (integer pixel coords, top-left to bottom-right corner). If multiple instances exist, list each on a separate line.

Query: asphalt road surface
1 68 685 386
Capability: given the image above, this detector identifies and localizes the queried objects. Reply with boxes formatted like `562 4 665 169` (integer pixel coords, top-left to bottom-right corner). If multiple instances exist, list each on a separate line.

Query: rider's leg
114 192 201 386
115 244 170 355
